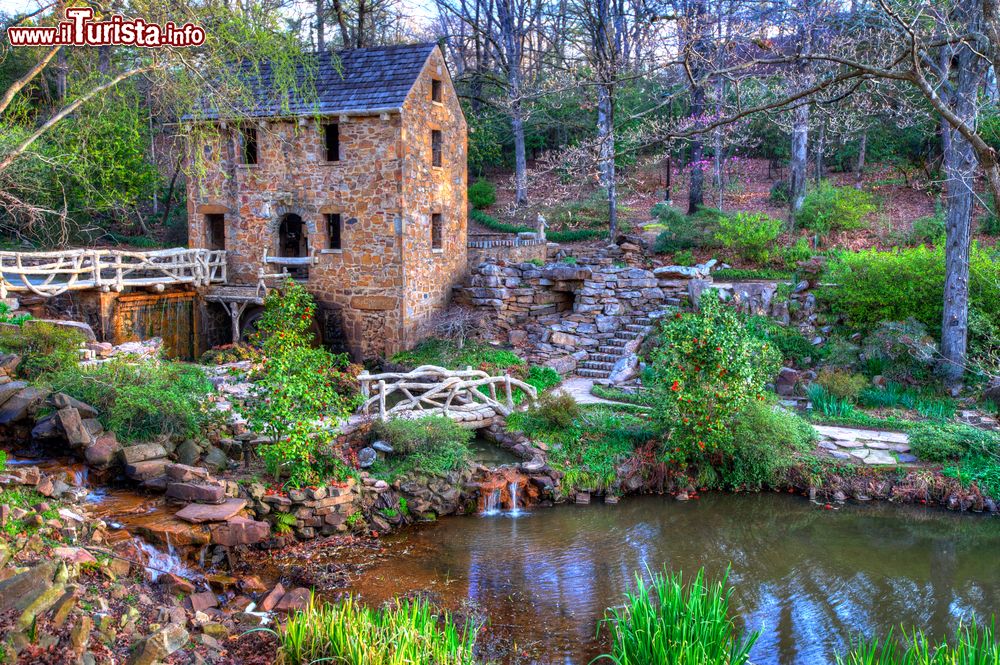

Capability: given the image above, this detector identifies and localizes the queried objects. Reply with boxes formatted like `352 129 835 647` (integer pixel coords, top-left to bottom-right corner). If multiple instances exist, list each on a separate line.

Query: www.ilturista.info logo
7 7 205 47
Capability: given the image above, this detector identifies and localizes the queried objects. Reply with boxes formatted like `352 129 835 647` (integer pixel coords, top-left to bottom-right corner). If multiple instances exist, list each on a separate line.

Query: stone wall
186 48 468 361
467 234 548 267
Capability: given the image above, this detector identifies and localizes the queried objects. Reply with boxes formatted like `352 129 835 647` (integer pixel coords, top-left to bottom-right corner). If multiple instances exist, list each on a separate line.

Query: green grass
595 567 759 665
836 619 999 665
591 384 654 407
508 404 654 491
265 596 478 665
858 383 956 421
0 487 56 538
368 416 473 482
469 208 608 243
712 268 794 281
807 384 920 431
392 338 523 372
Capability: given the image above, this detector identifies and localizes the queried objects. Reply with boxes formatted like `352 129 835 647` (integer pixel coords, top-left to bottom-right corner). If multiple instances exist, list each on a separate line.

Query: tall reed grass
267 595 479 665
836 619 999 665
593 567 759 665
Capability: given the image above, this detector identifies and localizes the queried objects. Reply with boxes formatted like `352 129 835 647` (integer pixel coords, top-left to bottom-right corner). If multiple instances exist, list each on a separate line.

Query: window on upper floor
431 213 443 250
239 126 258 165
206 214 225 250
431 129 442 167
324 124 340 162
431 78 442 103
327 213 342 250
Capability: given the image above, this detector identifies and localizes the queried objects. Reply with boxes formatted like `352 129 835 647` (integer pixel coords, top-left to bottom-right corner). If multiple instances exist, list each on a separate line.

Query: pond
347 493 1000 665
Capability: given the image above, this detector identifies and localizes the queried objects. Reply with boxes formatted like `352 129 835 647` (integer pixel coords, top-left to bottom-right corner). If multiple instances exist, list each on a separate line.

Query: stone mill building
186 43 468 360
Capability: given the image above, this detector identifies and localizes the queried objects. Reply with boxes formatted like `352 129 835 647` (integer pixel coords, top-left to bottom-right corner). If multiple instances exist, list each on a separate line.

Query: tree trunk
511 101 528 206
315 0 325 51
814 121 825 184
790 102 809 216
939 33 983 391
688 82 705 213
855 130 867 185
598 81 617 237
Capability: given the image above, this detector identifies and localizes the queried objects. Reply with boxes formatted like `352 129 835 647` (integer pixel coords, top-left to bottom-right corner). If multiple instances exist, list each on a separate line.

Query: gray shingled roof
195 42 438 119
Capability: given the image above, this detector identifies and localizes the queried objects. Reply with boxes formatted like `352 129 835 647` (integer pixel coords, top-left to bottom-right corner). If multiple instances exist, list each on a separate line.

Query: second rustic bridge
358 365 538 428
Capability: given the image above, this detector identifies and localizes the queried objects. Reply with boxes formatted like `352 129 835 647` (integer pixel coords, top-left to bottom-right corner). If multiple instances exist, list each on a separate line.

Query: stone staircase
576 315 653 380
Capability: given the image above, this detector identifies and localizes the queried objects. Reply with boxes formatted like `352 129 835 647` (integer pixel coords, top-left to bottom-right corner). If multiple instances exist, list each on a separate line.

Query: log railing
0 248 227 298
358 364 538 424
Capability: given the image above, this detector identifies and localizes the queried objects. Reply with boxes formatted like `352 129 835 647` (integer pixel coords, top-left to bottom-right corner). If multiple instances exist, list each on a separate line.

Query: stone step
589 353 620 362
624 324 650 333
605 338 630 347
633 317 653 326
616 330 642 339
598 346 626 355
580 361 616 371
577 369 611 378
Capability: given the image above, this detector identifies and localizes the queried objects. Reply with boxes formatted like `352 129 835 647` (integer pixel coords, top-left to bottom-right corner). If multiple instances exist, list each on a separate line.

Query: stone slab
175 499 247 524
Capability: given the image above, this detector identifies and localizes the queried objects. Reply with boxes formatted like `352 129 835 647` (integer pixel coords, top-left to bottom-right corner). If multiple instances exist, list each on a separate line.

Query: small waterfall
133 535 195 582
509 481 521 516
482 489 503 516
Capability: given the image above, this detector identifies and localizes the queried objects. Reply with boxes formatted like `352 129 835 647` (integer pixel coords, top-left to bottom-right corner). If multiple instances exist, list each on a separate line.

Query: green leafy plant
815 368 868 402
836 620 999 665
467 179 497 209
48 358 214 442
770 180 791 204
0 302 30 326
527 391 581 430
648 295 782 463
712 268 794 281
0 321 84 381
858 383 955 421
722 400 816 490
652 206 720 253
745 316 818 366
243 280 362 487
908 422 999 463
783 237 814 268
672 249 696 266
715 212 784 263
909 200 945 245
797 181 876 235
272 512 297 535
595 567 759 665
370 416 473 480
266 596 478 665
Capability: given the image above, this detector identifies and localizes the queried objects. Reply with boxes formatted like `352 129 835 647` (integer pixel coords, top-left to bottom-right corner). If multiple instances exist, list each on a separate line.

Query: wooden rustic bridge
358 365 538 427
0 248 227 298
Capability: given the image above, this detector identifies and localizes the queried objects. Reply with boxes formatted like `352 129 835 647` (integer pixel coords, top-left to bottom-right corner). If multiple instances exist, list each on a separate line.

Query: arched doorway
277 213 308 279
278 213 308 258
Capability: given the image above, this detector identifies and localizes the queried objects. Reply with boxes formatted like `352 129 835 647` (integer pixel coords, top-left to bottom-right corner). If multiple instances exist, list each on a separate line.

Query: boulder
26 318 96 342
165 463 211 482
126 624 189 665
188 591 218 612
0 386 48 425
201 445 228 472
357 447 377 468
30 415 62 441
51 393 98 419
274 587 311 613
175 498 247 524
175 439 202 466
259 583 286 612
166 482 225 504
607 353 639 385
545 354 578 376
0 380 27 408
0 354 21 376
775 367 802 397
125 459 168 482
209 516 270 547
122 443 168 466
57 408 92 448
85 433 120 469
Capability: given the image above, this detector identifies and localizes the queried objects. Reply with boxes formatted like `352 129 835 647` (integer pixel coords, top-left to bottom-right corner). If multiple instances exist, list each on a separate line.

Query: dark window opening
240 126 258 164
431 78 442 102
327 213 342 249
324 124 340 161
206 214 225 250
431 129 442 167
431 213 443 250
278 213 308 279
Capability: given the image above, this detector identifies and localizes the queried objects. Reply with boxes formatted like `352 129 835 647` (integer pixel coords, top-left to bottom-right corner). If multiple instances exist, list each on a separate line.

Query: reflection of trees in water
361 493 1000 665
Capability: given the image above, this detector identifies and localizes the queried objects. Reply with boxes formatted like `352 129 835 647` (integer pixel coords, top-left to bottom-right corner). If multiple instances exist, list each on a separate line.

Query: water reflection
349 493 1000 665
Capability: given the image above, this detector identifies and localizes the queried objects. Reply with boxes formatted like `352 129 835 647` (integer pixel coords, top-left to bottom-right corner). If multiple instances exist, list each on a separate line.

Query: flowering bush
648 294 781 463
245 280 362 487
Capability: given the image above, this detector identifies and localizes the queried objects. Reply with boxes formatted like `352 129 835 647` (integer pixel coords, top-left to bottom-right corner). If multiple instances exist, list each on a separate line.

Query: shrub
648 294 782 461
908 422 999 463
467 179 497 209
272 596 477 665
370 416 473 479
770 179 792 204
783 237 813 268
199 343 261 365
673 249 696 266
650 203 685 226
745 316 817 366
837 620 1000 665
821 244 1000 338
909 200 945 245
807 384 858 420
797 181 876 234
712 268 793 281
243 280 361 487
723 400 816 489
392 338 523 373
525 365 561 395
469 208 530 234
0 321 84 381
861 319 939 384
48 359 214 442
715 212 784 263
815 368 868 402
597 567 759 665
527 391 581 430
652 207 720 254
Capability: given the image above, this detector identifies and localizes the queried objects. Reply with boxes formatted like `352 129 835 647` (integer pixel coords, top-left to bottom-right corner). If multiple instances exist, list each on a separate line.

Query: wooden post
504 376 513 410
378 380 386 420
359 371 370 399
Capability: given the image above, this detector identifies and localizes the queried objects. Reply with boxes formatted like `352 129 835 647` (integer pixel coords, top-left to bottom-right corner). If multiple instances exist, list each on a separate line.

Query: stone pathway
813 425 915 466
557 377 643 408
